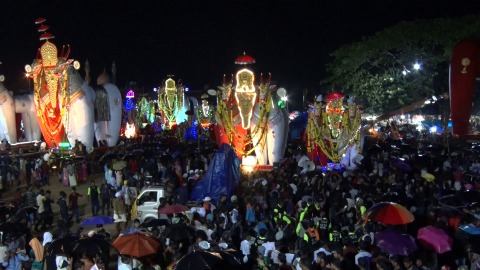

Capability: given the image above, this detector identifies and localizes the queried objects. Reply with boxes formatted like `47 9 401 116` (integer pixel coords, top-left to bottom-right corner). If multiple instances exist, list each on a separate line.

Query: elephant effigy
0 76 42 143
213 54 289 166
24 18 89 148
94 72 122 147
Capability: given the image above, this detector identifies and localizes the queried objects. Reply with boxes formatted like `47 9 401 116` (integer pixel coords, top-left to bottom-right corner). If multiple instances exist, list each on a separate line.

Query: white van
131 186 165 223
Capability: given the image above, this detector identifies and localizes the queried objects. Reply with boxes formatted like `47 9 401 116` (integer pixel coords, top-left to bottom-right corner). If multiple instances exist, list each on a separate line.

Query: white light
424 100 431 105
153 87 158 92
281 96 288 101
413 63 421 70
185 87 189 92
402 70 407 76
400 114 405 119
429 126 437 133
432 95 437 101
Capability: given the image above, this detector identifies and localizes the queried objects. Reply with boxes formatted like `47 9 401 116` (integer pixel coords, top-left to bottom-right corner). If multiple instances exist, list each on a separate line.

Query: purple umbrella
375 230 418 256
392 159 413 172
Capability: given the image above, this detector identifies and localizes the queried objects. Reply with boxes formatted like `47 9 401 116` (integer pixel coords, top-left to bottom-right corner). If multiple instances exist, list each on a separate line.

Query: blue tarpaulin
190 143 240 203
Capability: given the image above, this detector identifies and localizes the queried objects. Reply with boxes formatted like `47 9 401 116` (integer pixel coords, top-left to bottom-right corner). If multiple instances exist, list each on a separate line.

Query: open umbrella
174 250 224 270
0 222 28 240
217 250 243 268
112 233 161 257
392 159 413 172
364 202 414 225
140 218 171 228
460 224 480 235
112 160 127 171
80 216 114 226
417 226 453 254
158 205 189 215
72 236 111 258
47 235 79 256
99 153 120 163
163 223 196 242
375 230 418 256
234 52 256 65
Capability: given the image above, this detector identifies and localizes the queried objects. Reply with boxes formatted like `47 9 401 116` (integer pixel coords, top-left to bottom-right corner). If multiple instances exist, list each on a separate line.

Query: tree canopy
323 15 480 114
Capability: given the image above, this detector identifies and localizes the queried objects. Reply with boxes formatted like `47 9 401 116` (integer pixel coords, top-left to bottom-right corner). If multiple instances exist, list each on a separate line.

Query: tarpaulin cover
190 143 240 203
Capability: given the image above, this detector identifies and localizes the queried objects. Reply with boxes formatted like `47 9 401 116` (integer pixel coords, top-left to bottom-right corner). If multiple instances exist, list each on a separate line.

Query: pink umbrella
417 226 453 254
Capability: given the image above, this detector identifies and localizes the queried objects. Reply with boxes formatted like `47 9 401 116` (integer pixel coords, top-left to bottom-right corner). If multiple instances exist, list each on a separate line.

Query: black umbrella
99 153 120 163
47 235 79 256
163 223 196 242
174 250 224 270
217 250 243 269
122 153 136 161
13 206 38 222
72 236 111 258
0 222 28 240
0 206 13 223
140 218 171 228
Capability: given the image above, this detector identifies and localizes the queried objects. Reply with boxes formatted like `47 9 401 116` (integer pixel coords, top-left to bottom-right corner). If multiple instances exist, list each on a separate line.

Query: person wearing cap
202 196 213 215
68 187 83 224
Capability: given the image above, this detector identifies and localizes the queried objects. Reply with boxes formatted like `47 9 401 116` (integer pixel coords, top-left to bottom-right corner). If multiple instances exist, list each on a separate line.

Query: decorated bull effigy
306 91 362 164
21 18 122 148
157 77 189 129
213 54 289 167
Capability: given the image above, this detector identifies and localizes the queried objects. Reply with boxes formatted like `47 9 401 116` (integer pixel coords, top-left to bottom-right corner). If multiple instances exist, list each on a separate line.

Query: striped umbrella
364 202 414 225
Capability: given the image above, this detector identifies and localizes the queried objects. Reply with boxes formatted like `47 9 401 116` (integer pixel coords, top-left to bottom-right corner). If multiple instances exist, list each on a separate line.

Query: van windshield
139 191 157 205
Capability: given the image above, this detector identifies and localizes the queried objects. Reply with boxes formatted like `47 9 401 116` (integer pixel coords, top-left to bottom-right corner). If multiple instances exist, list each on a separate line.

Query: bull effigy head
235 68 256 129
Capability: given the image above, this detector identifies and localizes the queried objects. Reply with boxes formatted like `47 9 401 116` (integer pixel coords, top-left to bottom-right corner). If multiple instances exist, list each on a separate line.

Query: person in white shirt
35 189 46 231
240 235 251 263
355 242 373 266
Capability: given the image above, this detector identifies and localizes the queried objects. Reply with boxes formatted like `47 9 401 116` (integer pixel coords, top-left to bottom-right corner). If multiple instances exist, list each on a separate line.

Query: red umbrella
417 226 452 254
364 202 414 225
325 91 344 101
235 52 256 65
112 233 161 257
158 204 189 214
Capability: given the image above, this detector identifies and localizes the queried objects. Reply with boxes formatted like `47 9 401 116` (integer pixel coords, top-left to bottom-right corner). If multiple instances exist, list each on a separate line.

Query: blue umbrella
460 224 480 235
80 216 114 226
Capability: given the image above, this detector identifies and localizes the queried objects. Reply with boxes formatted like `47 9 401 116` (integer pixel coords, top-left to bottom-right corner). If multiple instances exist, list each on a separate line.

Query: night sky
0 0 478 109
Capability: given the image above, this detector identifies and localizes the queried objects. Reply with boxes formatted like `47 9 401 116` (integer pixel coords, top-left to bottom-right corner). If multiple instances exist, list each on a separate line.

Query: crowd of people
0 133 480 270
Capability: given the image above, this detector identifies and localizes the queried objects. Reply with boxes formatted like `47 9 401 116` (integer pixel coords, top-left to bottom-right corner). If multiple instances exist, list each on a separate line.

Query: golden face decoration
40 41 59 108
235 69 256 129
165 78 176 109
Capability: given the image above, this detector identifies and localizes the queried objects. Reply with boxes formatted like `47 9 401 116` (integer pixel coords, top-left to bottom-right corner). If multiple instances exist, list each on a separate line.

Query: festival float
306 91 362 168
157 77 189 129
23 18 98 149
213 53 289 170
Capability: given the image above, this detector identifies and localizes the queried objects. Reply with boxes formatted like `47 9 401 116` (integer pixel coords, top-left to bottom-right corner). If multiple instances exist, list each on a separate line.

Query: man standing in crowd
69 187 83 224
35 189 45 231
57 191 69 226
87 181 100 216
100 183 112 216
